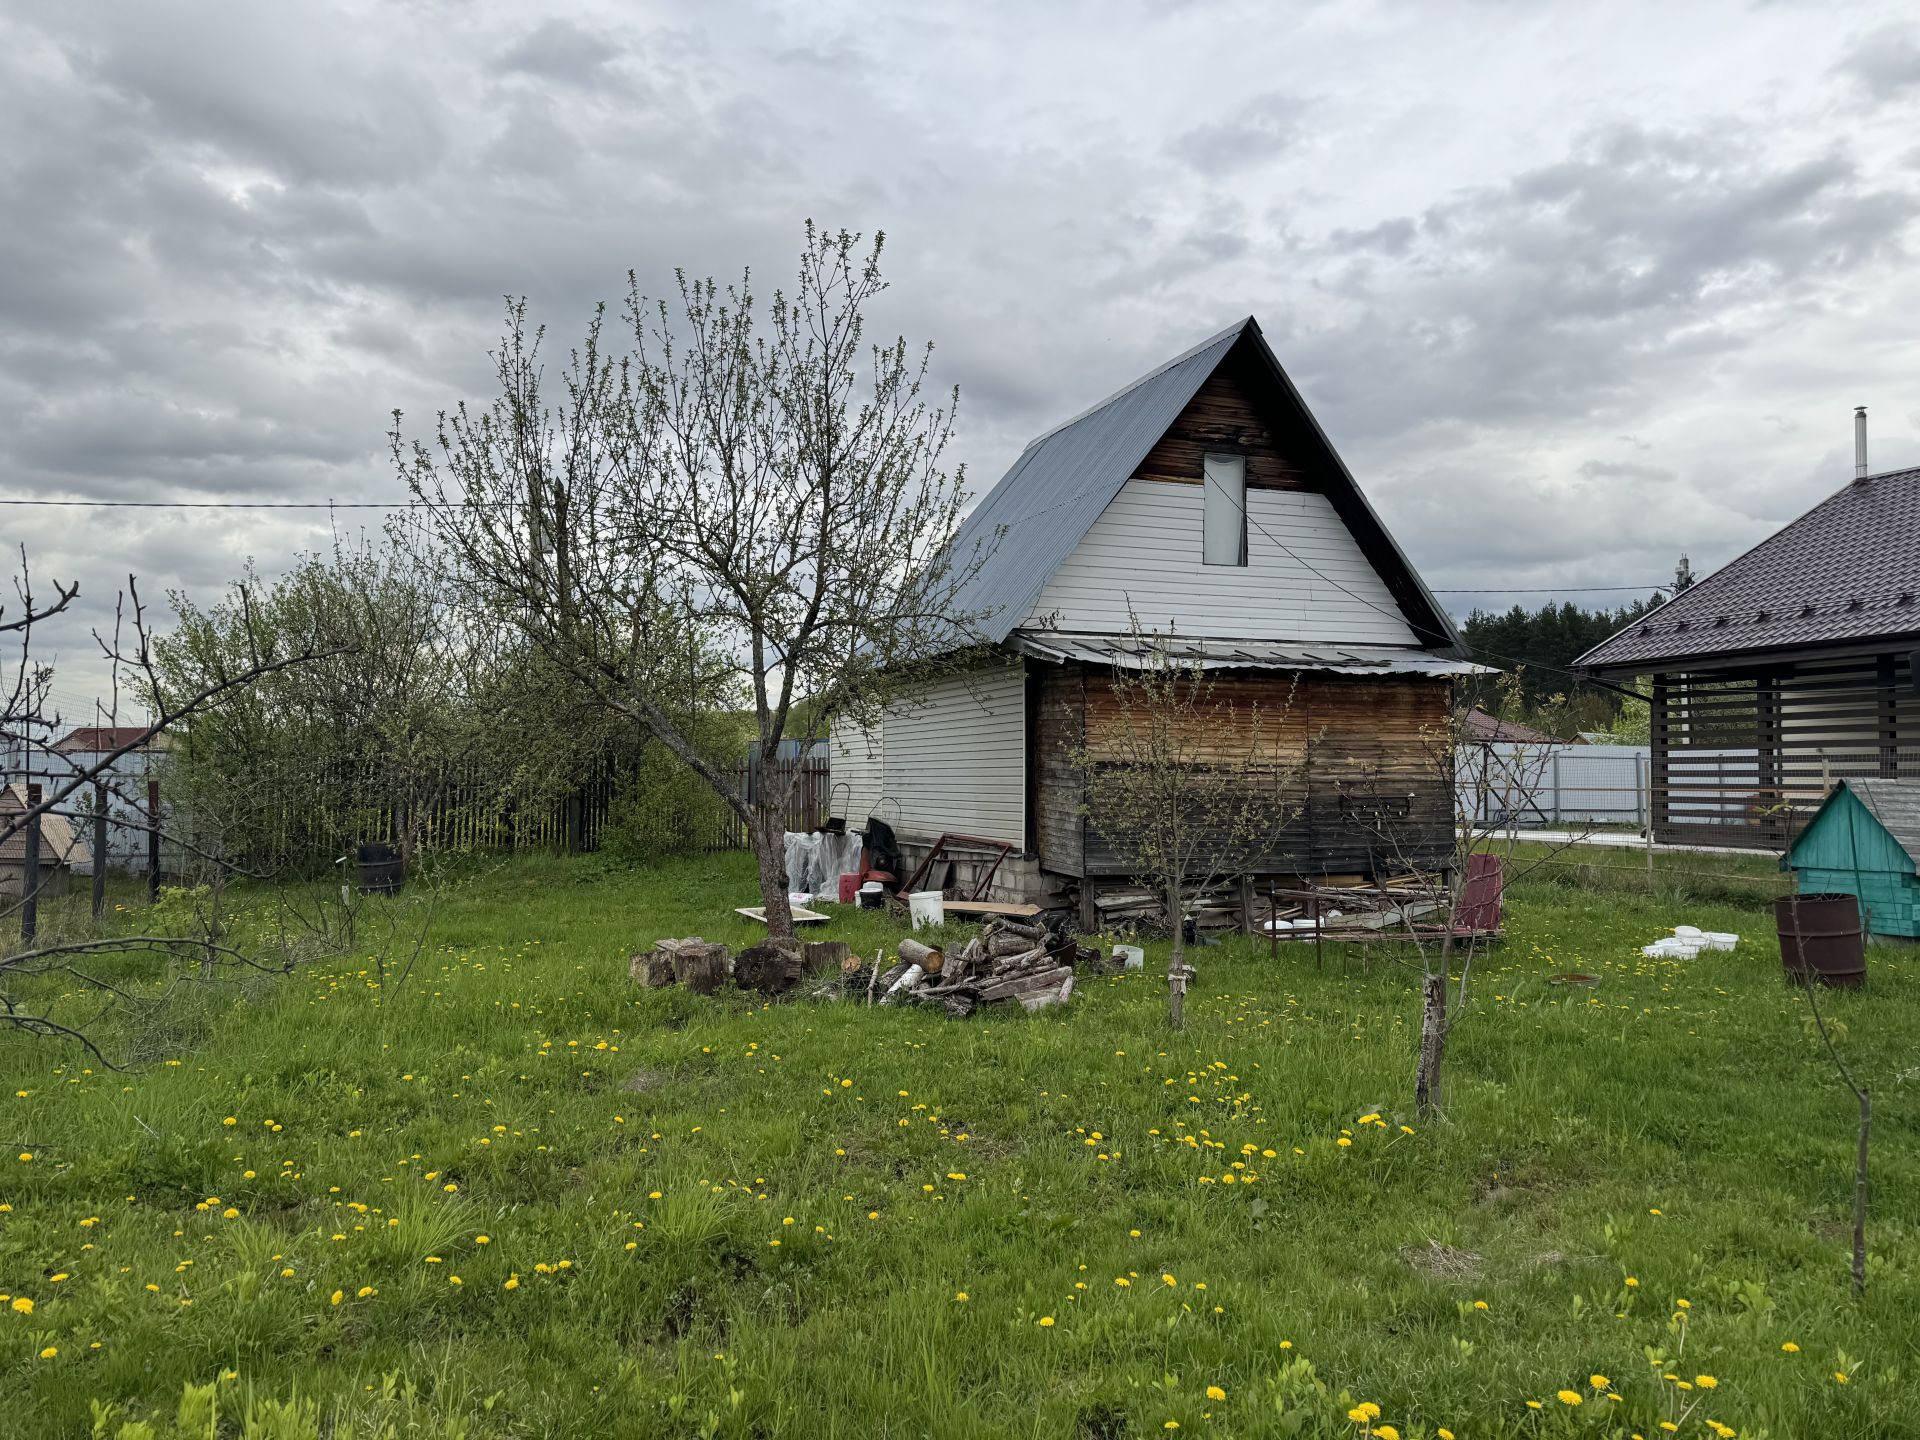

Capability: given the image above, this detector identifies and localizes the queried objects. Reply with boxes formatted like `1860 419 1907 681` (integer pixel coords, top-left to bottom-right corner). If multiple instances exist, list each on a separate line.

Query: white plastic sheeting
783 829 863 897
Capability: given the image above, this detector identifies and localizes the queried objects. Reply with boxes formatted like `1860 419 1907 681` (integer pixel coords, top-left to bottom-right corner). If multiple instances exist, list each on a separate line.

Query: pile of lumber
818 917 1100 1018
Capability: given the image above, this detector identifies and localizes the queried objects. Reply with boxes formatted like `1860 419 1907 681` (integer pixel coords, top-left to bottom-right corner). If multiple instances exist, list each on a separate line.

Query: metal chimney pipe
1855 405 1869 480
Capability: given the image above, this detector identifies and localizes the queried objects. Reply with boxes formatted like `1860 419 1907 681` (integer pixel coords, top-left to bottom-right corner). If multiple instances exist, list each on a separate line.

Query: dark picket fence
202 753 831 870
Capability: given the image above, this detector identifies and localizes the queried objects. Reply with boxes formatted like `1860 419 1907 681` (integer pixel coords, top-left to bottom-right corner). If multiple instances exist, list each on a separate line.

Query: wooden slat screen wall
1653 651 1920 849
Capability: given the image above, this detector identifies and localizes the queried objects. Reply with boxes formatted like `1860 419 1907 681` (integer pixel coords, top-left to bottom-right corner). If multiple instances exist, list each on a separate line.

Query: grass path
1 853 1915 1437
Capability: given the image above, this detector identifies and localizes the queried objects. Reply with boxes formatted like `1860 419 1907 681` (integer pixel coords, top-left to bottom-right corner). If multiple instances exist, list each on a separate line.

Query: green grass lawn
1 852 1916 1438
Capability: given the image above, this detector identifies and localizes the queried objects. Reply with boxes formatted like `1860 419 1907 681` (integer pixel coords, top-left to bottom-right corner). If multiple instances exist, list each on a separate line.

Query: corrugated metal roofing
1007 631 1486 675
1577 466 1920 672
943 320 1248 645
0 783 90 868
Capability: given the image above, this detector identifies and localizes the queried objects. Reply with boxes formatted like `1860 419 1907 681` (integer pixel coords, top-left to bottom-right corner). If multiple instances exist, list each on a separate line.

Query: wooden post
20 783 42 941
147 778 162 903
92 781 108 920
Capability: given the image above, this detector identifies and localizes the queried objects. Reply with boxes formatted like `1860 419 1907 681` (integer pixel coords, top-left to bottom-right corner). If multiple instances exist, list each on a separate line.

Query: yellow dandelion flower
1037 1315 1055 1327
1591 1374 1611 1389
11 1297 33 1315
1558 1390 1583 1406
330 1290 344 1306
1205 1385 1226 1402
503 1275 519 1290
1375 1428 1401 1440
1694 1375 1717 1390
954 1291 969 1302
1781 1341 1800 1353
1348 1403 1381 1422
38 1346 57 1359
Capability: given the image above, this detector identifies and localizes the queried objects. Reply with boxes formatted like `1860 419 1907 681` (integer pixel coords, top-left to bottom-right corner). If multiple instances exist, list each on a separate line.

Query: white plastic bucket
1114 944 1145 971
908 891 945 929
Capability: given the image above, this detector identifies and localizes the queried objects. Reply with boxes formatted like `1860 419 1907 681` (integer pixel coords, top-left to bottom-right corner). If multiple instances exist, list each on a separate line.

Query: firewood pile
631 918 1104 1018
817 916 1102 1017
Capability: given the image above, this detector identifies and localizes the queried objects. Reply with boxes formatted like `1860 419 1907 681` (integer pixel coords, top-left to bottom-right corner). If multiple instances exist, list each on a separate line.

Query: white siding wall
832 662 1027 843
1025 479 1418 645
829 722 885 825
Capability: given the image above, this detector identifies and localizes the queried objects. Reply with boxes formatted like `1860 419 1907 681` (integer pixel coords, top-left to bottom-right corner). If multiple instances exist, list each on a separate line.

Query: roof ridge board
1016 317 1254 454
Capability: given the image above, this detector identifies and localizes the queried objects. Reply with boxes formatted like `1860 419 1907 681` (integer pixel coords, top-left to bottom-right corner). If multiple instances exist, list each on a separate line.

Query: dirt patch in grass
1401 1238 1484 1283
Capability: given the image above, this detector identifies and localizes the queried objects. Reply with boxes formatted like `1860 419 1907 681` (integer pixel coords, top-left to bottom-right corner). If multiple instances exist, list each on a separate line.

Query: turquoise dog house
1787 778 1920 940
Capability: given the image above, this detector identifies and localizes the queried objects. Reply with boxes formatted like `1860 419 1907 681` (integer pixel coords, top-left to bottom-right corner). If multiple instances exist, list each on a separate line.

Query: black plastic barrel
355 842 404 896
1775 892 1865 988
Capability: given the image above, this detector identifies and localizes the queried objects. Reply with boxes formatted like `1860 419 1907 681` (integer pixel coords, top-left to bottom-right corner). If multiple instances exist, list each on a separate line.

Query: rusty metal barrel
355 841 404 896
1775 892 1865 988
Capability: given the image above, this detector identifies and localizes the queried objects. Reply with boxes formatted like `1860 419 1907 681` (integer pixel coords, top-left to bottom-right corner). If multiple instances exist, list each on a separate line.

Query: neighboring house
1459 708 1570 746
1576 458 1920 850
44 726 164 872
833 316 1478 912
0 781 91 898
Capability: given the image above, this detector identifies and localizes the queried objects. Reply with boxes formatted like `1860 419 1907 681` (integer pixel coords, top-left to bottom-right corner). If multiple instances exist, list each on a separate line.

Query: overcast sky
6 0 1920 712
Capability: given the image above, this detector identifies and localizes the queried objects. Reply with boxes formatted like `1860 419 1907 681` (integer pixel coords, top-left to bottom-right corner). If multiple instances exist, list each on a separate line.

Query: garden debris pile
632 917 1103 1018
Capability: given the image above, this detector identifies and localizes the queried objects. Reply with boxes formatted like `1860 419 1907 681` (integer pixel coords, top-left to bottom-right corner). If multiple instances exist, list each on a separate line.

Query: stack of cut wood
816 917 1098 1018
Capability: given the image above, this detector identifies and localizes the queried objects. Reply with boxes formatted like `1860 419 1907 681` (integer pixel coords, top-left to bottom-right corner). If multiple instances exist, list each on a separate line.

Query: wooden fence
180 752 831 870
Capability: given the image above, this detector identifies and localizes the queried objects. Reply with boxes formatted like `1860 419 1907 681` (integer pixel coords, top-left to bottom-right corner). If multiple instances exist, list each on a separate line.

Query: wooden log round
735 941 805 995
898 937 944 975
672 942 730 995
630 951 678 988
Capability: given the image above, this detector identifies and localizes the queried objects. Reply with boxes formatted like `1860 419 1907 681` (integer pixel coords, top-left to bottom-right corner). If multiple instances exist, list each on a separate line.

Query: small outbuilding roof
1791 778 1920 872
0 783 91 868
940 317 1459 652
1009 631 1484 675
1577 465 1920 673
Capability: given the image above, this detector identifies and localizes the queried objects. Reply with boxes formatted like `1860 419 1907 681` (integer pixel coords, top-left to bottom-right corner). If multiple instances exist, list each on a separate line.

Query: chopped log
879 963 925 1006
1018 975 1074 1013
988 918 1045 943
976 964 1073 1004
942 993 978 1019
630 950 678 988
898 937 945 975
875 959 910 992
735 941 805 995
671 942 730 995
806 940 855 973
987 932 1036 957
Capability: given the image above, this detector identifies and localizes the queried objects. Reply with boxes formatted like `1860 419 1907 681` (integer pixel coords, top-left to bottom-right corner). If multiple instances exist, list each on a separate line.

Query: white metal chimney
1855 405 1869 480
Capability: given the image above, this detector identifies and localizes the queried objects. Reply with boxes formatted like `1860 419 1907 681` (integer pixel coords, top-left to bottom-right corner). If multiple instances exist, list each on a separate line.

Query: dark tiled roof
1459 708 1567 745
54 725 157 752
1577 466 1920 671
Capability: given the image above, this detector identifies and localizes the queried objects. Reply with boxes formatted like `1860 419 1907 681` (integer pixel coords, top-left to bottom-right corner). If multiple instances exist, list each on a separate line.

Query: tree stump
736 941 805 996
630 950 678 988
805 940 854 973
672 942 731 995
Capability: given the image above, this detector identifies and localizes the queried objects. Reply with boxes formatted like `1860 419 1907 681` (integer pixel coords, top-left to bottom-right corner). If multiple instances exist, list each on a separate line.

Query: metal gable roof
940 317 1459 652
943 319 1248 645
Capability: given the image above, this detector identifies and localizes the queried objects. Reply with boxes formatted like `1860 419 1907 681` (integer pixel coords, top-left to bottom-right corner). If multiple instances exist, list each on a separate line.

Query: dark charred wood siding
1032 663 1087 876
1131 360 1313 491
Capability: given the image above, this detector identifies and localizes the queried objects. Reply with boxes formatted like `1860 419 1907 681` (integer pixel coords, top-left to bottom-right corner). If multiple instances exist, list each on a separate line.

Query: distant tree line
1457 597 1663 739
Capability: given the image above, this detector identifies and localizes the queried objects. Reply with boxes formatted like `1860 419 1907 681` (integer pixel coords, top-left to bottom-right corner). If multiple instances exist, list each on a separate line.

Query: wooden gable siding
1034 664 1452 877
1133 360 1312 491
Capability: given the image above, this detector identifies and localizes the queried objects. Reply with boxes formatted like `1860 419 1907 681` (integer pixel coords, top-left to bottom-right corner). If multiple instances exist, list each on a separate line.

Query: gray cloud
3 0 1920 693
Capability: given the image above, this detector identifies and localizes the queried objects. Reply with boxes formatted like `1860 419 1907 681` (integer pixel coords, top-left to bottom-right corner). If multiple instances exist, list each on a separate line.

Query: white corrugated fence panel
881 662 1026 843
1025 480 1418 645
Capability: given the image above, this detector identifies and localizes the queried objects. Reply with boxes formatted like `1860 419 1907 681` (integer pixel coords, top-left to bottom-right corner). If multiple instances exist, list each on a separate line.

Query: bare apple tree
397 225 988 939
1072 618 1302 1028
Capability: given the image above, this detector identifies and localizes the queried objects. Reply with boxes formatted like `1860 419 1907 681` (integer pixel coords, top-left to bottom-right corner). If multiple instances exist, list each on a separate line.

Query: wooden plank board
941 900 1043 919
736 905 832 926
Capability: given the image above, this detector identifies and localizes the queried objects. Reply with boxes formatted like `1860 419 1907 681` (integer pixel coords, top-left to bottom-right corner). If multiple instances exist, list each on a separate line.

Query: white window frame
1202 452 1248 567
